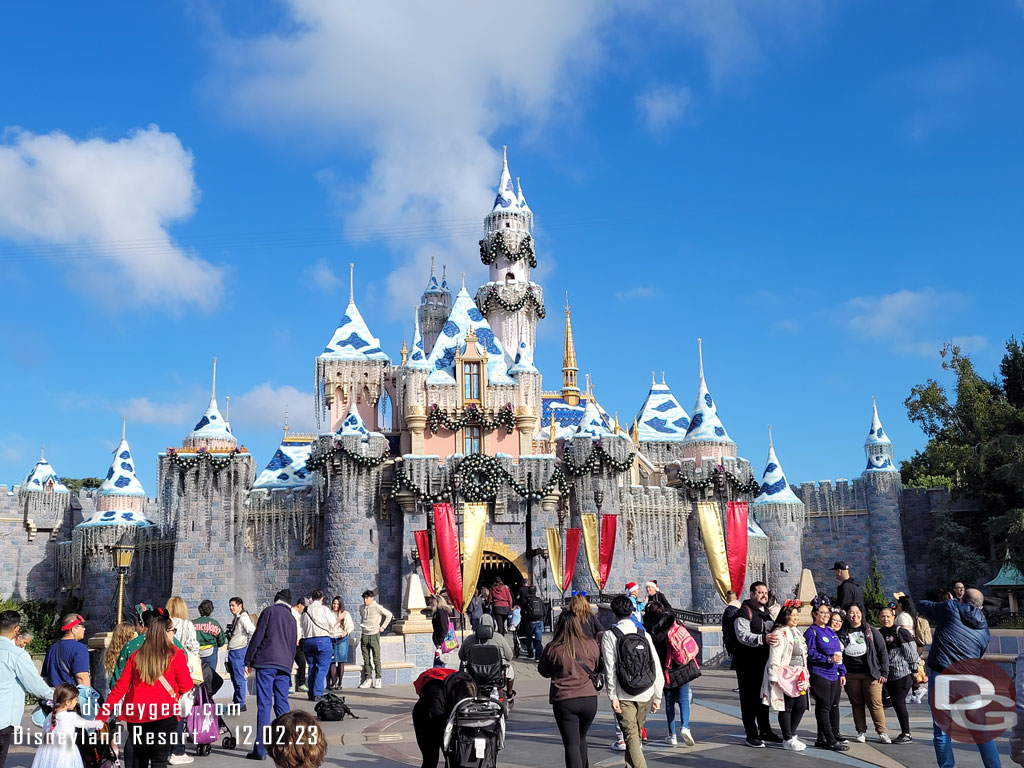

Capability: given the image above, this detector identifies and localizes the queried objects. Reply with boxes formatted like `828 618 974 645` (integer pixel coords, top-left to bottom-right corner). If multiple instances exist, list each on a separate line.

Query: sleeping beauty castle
1 149 929 670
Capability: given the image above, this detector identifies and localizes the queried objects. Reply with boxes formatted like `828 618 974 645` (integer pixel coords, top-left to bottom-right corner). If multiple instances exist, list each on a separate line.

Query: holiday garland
672 464 762 495
477 285 546 319
479 231 537 268
389 454 567 503
561 443 635 478
427 403 516 435
167 448 243 472
306 440 390 473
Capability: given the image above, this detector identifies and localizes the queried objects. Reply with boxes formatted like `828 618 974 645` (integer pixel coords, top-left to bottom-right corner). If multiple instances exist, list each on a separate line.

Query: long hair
165 596 188 621
134 615 175 685
104 622 138 673
570 595 591 625
773 605 798 631
551 611 586 660
435 593 452 613
332 596 345 613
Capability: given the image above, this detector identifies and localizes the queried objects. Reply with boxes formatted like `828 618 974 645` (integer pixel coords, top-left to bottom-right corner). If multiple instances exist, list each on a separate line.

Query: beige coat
760 626 806 711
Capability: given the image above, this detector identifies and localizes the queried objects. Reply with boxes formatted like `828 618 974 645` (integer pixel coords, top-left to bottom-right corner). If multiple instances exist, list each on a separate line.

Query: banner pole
451 460 467 640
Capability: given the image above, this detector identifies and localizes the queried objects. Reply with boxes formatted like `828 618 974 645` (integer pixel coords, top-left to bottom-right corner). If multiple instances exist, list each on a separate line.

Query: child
266 711 326 768
33 684 105 768
507 604 522 658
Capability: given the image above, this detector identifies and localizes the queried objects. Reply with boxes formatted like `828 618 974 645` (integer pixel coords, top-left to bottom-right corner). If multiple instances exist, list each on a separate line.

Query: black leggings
128 717 177 768
809 675 842 745
778 693 808 740
552 696 598 768
884 674 913 735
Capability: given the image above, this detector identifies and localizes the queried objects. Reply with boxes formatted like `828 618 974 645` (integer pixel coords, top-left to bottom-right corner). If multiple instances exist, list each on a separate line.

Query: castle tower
161 360 255 609
316 264 391 432
400 307 431 454
681 339 737 463
861 399 909 595
418 259 452 356
751 427 806 599
18 446 72 544
95 418 147 515
475 147 544 364
633 372 690 470
562 295 580 407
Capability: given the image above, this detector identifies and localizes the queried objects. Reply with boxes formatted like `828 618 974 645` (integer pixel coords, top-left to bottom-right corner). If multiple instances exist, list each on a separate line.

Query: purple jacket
804 624 847 681
244 601 298 672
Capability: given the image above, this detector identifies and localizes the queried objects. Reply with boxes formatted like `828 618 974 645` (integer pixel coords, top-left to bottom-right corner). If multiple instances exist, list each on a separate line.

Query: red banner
433 503 465 612
562 528 582 592
726 501 749 595
599 515 617 590
414 529 434 594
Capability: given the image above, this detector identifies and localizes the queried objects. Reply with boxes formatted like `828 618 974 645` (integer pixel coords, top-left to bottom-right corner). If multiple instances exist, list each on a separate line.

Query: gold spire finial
631 418 640 448
400 339 409 366
349 263 355 304
562 292 579 404
549 418 557 445
283 405 289 436
614 412 622 434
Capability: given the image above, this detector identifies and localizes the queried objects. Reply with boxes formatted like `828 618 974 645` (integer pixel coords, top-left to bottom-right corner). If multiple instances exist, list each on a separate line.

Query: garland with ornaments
479 231 537 268
477 285 546 319
561 443 635 478
427 403 516 435
390 454 567 504
167 447 243 472
672 464 761 495
305 440 390 473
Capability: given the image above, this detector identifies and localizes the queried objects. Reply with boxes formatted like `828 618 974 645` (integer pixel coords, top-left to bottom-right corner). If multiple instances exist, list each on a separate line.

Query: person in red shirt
100 615 194 768
488 578 513 636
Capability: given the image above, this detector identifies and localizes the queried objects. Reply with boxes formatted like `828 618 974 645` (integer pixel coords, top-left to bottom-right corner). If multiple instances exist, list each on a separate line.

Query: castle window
463 362 481 403
505 272 515 285
464 426 482 454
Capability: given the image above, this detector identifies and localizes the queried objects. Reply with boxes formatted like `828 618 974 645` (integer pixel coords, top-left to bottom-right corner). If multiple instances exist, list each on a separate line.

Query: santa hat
645 581 657 590
624 582 638 593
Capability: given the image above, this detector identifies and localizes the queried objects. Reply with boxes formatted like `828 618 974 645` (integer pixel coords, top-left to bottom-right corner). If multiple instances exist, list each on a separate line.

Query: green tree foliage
60 477 103 492
863 558 886 625
902 339 1024 581
0 595 85 655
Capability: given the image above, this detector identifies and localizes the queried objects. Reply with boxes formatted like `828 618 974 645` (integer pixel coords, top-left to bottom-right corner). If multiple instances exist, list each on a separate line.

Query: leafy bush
0 595 85 655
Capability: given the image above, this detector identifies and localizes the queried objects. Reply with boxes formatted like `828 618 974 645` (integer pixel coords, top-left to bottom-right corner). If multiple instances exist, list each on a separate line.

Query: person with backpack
411 668 477 768
601 595 663 768
521 586 545 660
488 578 513 635
895 595 929 703
732 582 783 748
643 603 698 748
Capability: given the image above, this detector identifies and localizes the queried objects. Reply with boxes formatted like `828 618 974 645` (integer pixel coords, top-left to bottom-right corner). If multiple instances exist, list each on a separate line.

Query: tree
60 477 103 493
902 338 1024 581
863 559 886 625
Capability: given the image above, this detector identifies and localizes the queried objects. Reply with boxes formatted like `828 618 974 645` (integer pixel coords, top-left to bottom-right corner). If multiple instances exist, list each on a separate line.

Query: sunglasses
167 628 177 634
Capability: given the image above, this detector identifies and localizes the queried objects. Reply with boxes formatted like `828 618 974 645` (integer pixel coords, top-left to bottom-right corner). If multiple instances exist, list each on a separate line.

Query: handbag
576 659 605 692
912 658 927 685
667 658 701 688
441 619 459 653
186 650 204 685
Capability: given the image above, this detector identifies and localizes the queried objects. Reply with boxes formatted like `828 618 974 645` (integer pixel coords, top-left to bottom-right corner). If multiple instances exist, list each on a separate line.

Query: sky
1 1 1023 493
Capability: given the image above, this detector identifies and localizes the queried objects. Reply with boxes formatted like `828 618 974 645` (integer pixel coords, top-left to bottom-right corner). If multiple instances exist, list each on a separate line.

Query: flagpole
450 460 466 640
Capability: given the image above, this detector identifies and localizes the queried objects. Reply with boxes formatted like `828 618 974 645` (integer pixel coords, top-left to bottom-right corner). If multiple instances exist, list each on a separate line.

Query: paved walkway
4 661 1013 767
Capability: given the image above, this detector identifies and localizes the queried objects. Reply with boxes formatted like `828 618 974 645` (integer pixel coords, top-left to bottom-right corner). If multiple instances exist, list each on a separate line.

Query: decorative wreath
167 448 241 473
561 443 635 477
306 441 390 473
479 231 537 268
477 285 546 319
427 403 516 435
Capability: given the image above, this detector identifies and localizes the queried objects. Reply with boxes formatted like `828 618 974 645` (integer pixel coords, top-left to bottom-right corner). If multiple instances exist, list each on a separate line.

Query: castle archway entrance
478 551 524 596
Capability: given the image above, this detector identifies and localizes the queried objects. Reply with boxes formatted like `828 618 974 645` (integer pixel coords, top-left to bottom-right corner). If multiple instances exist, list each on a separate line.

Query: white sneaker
854 732 866 743
783 738 806 751
663 735 677 746
611 740 626 752
358 679 372 689
373 678 383 689
168 756 194 765
878 733 891 744
680 728 695 747
793 737 808 750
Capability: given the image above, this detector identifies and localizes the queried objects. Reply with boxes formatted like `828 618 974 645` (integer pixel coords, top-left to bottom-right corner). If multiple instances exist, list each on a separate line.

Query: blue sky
2 2 1022 492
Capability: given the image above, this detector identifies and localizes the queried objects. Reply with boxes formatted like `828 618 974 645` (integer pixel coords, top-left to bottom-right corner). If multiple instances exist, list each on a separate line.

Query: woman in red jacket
488 578 513 636
101 614 194 768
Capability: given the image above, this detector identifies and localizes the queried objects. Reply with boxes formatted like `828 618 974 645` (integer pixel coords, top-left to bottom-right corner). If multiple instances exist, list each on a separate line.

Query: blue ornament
877 428 884 438
106 467 115 480
643 417 674 434
672 416 690 430
267 450 292 470
765 463 778 474
476 328 501 355
494 194 511 209
336 332 369 350
337 314 352 327
759 478 788 495
121 462 133 471
686 413 704 434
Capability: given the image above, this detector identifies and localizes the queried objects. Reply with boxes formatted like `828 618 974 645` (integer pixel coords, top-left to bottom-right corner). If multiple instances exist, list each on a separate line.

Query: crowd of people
0 566 1016 768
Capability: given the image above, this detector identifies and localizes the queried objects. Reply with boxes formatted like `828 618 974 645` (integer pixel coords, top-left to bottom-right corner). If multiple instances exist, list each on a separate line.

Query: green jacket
111 633 184 687
192 617 226 654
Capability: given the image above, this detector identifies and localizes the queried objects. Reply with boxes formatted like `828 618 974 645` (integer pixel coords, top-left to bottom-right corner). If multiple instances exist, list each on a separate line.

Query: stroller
188 683 236 755
461 637 507 705
442 697 505 768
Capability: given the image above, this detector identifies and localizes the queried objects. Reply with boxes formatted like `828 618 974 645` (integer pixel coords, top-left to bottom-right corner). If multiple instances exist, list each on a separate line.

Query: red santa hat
624 582 638 593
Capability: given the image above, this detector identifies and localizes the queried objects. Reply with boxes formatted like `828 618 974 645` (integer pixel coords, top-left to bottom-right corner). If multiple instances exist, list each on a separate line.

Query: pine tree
863 558 886 625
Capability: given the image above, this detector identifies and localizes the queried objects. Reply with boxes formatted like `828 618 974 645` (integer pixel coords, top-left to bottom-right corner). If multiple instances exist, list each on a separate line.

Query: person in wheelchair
458 614 515 703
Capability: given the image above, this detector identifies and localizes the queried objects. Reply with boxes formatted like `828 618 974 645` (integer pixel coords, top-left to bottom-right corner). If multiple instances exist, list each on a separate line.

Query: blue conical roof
407 309 429 370
490 147 517 213
865 399 892 446
754 429 801 505
682 341 733 444
320 297 390 362
864 398 898 472
508 339 539 375
185 396 236 446
20 449 68 494
574 387 610 440
253 437 313 490
634 375 690 442
338 400 378 438
97 425 146 497
425 287 514 385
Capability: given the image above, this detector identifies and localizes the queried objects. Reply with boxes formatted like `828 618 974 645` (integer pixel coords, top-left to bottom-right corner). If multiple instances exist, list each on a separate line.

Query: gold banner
581 513 601 588
697 501 732 604
547 528 563 594
461 503 488 610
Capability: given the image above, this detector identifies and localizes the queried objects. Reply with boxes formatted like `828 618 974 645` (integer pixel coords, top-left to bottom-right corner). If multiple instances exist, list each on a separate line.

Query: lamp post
111 544 135 624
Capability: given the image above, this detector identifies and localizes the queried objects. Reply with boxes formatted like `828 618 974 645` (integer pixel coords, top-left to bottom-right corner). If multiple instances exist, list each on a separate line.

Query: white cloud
307 257 342 292
0 126 222 310
615 285 656 301
636 85 692 132
229 384 315 432
840 289 985 357
120 396 198 426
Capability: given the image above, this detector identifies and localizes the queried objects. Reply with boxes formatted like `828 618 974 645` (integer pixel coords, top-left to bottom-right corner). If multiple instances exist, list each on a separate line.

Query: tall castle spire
562 293 580 406
864 397 897 472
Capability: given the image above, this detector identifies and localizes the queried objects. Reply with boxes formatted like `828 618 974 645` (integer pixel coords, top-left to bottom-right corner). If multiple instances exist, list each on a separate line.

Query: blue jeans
666 684 690 734
226 647 248 706
253 668 291 758
303 637 333 699
927 668 1002 768
526 620 543 658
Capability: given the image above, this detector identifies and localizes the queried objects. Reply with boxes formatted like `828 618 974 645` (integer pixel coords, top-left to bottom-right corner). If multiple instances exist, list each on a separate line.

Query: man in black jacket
732 582 782 748
834 562 865 613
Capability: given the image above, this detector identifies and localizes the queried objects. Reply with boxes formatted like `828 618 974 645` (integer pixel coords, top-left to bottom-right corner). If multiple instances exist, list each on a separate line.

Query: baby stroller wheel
222 736 237 750
197 744 212 757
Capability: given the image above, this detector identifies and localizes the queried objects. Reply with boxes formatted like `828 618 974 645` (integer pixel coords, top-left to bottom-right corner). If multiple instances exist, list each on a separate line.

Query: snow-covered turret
20 447 69 494
681 339 737 462
92 418 149 516
184 358 237 452
864 397 897 472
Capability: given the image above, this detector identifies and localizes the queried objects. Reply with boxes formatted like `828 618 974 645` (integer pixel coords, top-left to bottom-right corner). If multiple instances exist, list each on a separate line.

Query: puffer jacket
918 600 989 672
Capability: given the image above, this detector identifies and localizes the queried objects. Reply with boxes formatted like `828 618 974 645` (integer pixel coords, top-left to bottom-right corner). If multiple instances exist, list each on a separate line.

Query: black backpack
314 693 358 722
722 608 740 656
522 596 544 621
610 626 656 695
